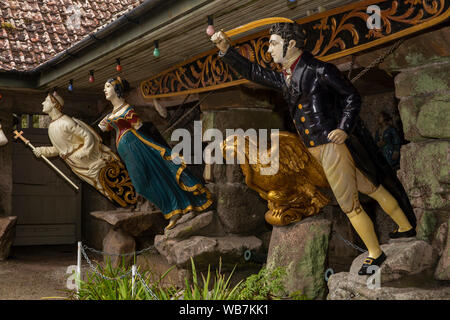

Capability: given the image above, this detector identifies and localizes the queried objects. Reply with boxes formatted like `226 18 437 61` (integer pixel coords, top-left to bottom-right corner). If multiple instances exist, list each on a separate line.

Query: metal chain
332 230 367 253
80 245 134 281
162 91 213 135
350 38 404 83
82 244 155 257
347 54 356 80
136 271 159 300
80 245 159 300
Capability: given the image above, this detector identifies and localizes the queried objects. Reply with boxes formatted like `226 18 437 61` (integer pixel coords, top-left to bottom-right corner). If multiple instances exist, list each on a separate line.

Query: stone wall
200 86 284 240
358 27 449 251
395 60 450 280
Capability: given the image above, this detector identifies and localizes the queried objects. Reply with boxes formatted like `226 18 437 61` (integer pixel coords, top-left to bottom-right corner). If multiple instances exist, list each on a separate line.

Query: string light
206 15 215 36
153 40 160 58
89 70 95 83
116 58 122 72
68 79 74 92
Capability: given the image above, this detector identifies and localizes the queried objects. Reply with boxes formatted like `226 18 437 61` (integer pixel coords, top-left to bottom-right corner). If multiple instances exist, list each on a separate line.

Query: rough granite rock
91 209 166 237
397 141 450 211
398 92 450 142
348 239 438 285
163 210 221 240
433 222 448 257
327 238 449 300
267 217 332 300
435 219 450 280
0 216 17 260
395 61 450 99
103 228 136 267
154 235 262 269
327 272 450 300
214 182 268 235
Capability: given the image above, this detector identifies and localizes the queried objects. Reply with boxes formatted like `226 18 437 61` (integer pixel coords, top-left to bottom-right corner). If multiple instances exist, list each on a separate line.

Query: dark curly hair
107 77 130 99
269 22 307 57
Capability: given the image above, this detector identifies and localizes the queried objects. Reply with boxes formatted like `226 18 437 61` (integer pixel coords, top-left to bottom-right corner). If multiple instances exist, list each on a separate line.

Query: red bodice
100 106 142 146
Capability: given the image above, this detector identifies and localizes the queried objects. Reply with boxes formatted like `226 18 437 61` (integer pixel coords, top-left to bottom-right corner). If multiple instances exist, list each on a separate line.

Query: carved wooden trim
140 0 450 99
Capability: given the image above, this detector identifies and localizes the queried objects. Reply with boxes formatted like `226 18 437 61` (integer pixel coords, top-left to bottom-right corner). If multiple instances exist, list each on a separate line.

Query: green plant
236 266 293 300
68 259 177 300
67 257 242 300
66 257 309 300
182 258 242 300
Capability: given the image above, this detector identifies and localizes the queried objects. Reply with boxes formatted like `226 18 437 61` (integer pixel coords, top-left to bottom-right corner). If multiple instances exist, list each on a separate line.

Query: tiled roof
0 0 145 72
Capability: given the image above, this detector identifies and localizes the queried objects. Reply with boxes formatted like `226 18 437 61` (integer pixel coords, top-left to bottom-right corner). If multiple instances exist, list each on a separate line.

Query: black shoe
389 227 416 239
358 252 386 276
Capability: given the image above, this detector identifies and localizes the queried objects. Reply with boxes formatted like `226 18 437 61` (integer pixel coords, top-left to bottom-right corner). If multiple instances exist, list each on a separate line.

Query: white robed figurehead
0 122 7 146
33 90 119 198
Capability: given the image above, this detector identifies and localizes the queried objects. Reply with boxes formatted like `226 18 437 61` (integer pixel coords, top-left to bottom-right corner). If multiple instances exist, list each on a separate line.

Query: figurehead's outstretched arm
220 47 285 92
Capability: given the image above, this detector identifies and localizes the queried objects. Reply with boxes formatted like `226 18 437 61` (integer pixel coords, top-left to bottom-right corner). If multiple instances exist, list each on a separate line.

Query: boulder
327 239 449 300
435 219 450 280
136 247 185 288
327 272 450 300
214 182 267 234
433 221 448 256
398 93 450 142
154 234 262 269
398 141 450 211
348 239 438 285
395 60 450 99
0 216 17 260
102 228 136 268
267 217 332 299
91 209 166 237
164 210 220 240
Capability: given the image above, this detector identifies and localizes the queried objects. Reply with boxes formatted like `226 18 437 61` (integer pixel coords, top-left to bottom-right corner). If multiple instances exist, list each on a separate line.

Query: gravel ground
0 245 84 300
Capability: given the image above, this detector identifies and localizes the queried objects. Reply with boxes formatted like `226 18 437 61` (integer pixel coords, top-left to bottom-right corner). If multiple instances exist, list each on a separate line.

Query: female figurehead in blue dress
99 77 213 230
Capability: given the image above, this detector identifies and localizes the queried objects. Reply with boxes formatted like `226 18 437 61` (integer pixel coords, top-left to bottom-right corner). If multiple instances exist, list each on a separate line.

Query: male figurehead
211 22 416 275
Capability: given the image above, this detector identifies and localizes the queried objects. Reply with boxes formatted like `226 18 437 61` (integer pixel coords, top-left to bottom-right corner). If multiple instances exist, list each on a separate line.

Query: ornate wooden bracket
140 0 450 99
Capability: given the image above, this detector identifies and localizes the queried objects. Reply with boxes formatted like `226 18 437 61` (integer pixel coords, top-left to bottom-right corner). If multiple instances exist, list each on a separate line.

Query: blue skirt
117 129 212 218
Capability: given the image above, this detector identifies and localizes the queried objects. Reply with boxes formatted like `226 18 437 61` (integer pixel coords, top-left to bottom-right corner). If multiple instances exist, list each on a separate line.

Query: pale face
268 34 285 64
104 81 117 101
42 95 55 114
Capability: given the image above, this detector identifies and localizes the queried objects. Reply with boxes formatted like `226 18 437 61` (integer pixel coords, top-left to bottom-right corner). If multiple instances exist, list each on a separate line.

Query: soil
0 245 86 300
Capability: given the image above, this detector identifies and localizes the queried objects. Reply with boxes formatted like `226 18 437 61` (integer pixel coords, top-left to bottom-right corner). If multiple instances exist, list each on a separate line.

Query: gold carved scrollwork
311 0 447 57
98 160 137 207
140 0 449 99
